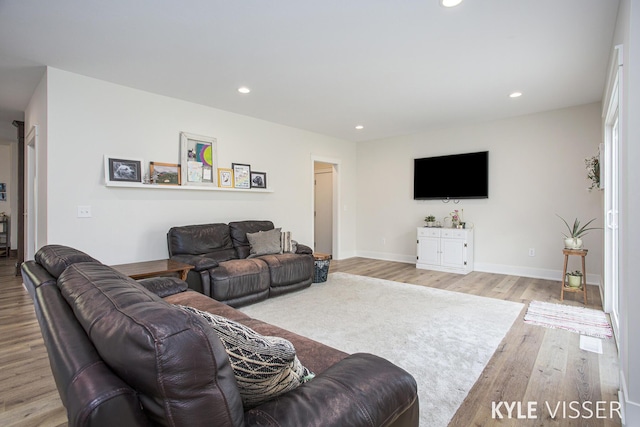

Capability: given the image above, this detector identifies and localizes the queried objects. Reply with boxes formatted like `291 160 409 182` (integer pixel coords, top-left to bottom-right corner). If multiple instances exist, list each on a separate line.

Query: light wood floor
0 255 620 426
331 258 621 427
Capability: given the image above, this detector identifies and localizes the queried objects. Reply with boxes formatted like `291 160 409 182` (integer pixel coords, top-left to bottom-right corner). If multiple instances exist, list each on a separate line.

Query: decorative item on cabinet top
424 215 436 227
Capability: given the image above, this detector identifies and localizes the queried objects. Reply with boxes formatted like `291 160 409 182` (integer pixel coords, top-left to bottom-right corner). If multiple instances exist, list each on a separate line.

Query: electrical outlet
382 238 386 246
528 248 535 257
77 206 92 218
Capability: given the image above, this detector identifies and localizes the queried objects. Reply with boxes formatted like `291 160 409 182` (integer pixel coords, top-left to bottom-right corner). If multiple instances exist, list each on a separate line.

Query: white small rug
240 272 524 426
524 300 612 338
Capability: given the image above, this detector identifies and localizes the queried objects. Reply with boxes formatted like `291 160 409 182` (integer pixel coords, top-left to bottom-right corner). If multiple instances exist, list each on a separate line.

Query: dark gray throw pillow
246 227 282 257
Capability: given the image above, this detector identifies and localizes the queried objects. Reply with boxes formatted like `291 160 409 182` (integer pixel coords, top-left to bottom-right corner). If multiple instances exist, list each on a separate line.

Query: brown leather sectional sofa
22 245 419 427
167 220 314 307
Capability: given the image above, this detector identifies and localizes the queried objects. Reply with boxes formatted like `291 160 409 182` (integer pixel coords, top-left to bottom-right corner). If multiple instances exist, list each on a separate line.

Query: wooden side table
111 259 193 281
560 248 588 304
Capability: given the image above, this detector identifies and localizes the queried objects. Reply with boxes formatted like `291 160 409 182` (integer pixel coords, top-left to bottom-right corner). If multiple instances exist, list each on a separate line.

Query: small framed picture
180 132 218 186
150 162 181 185
250 171 267 189
105 156 143 184
232 163 251 189
218 168 234 188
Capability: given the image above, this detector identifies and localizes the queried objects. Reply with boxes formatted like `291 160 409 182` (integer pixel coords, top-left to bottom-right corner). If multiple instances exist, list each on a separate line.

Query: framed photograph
232 163 251 189
104 156 143 183
250 171 267 189
180 132 218 186
0 183 6 202
150 162 181 185
218 168 234 188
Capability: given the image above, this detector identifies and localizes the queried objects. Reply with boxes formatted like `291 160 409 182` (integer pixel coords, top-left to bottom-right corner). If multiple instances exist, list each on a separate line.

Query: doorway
11 120 24 275
314 162 334 255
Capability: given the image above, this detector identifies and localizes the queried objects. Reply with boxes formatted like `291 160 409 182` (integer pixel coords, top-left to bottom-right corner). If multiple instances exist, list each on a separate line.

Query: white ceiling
0 0 620 143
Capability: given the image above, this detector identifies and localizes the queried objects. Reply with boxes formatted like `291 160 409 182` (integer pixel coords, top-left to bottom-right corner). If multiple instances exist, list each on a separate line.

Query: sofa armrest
171 254 219 271
245 353 419 427
137 277 188 298
295 244 313 255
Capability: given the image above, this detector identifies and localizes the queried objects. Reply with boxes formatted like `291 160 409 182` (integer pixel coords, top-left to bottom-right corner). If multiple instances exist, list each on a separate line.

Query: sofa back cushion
228 221 275 259
35 244 100 278
168 223 237 262
57 262 244 427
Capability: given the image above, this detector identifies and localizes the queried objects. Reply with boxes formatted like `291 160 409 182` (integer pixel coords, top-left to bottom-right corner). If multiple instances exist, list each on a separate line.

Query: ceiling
0 0 620 143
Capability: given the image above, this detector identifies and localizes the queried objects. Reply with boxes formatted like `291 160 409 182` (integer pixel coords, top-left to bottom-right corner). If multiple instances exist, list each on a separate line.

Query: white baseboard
333 250 357 261
356 250 416 264
474 262 602 285
352 252 602 285
620 373 640 426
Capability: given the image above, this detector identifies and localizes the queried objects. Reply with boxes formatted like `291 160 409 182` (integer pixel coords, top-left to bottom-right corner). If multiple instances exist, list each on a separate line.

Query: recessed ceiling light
355 125 364 130
441 0 463 7
238 87 251 94
509 91 523 98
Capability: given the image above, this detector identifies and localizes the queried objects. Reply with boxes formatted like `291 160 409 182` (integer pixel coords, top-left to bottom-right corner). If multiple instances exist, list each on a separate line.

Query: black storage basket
313 259 331 283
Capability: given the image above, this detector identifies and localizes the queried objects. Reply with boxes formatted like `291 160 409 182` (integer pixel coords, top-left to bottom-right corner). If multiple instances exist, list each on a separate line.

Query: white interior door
314 163 333 255
605 112 620 339
603 46 621 342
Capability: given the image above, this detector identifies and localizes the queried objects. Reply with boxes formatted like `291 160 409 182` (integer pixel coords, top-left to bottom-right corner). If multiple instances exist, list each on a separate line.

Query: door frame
25 125 38 261
310 155 340 259
11 120 24 275
602 44 622 342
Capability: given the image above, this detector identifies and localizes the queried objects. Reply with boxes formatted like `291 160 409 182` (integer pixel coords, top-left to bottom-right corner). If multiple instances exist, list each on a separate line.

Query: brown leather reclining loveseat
22 245 419 427
167 220 314 306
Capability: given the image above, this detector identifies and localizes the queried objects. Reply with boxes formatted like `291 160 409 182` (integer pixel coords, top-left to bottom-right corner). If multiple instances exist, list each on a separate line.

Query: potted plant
425 215 436 227
556 215 599 249
566 270 583 288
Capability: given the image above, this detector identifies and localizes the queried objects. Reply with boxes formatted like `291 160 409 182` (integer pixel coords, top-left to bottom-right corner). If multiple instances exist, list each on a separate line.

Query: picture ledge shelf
105 181 273 193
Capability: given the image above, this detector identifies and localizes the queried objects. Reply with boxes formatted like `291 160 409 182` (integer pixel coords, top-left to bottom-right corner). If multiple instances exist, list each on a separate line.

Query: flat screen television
414 151 489 200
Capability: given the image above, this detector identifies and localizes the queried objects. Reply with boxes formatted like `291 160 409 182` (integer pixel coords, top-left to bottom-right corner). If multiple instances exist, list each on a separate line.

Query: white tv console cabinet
416 227 474 274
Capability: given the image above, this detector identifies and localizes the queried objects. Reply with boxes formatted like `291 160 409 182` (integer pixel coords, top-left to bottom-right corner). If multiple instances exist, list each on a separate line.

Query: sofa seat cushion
179 306 314 408
257 253 314 287
210 259 270 301
164 290 349 375
57 263 244 427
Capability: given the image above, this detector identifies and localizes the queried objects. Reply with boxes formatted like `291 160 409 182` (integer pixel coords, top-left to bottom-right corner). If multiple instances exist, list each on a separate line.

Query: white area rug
240 272 524 426
524 300 613 338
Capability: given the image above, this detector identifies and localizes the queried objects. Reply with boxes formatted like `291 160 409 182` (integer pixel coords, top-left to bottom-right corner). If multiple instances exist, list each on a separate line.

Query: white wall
41 68 357 264
356 103 604 283
613 0 640 424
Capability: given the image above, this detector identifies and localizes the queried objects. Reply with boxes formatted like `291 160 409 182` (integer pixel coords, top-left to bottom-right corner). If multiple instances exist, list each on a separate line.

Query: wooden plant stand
560 248 588 304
